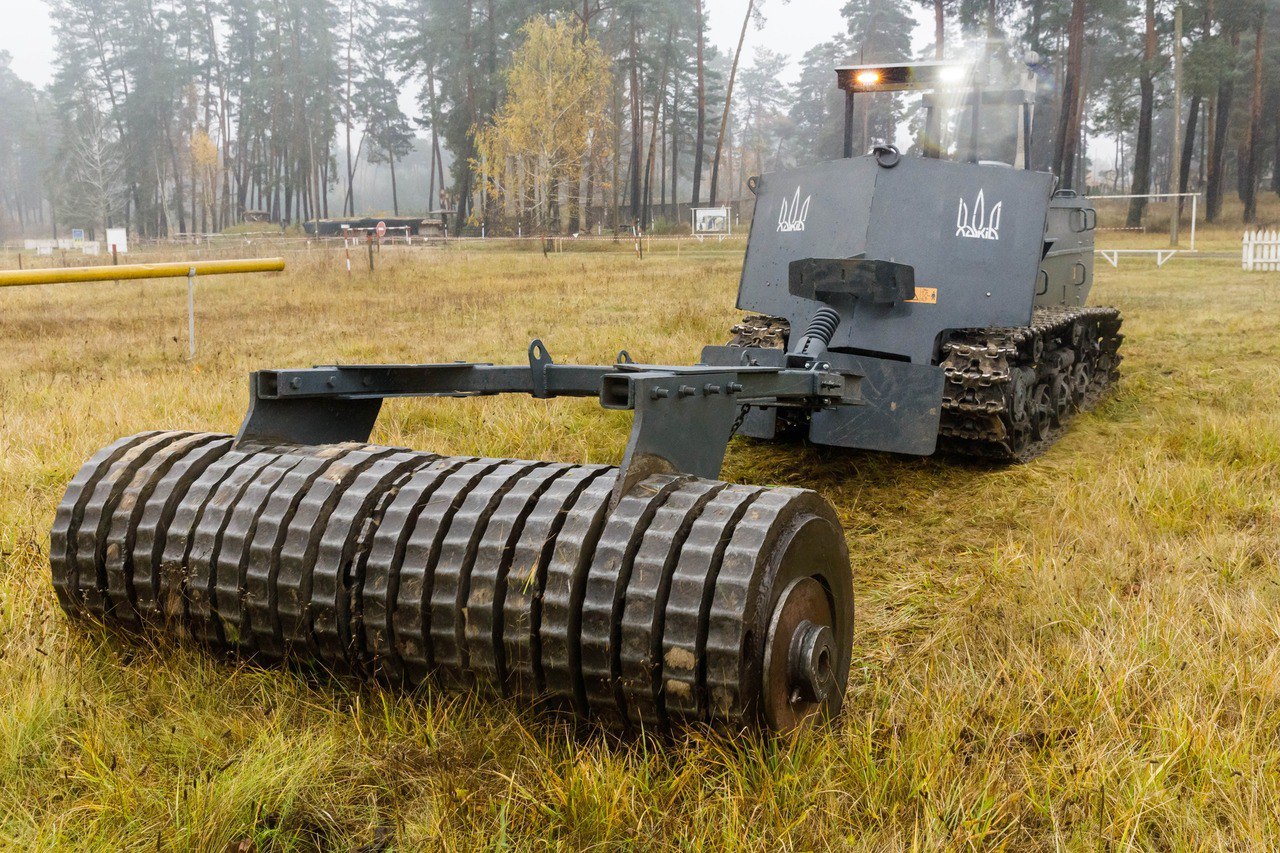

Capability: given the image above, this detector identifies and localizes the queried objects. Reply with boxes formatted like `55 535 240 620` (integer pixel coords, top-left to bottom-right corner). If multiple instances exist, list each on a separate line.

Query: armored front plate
807 352 944 455
738 155 1056 364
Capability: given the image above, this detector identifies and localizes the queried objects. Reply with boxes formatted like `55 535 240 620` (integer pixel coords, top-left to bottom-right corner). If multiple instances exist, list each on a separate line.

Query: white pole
1190 194 1197 251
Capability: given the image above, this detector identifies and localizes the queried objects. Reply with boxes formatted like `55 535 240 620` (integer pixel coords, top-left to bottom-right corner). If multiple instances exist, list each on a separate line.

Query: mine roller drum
51 434 852 733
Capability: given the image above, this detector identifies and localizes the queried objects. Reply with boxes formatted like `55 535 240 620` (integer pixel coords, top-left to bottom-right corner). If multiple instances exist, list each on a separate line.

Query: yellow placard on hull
905 287 938 304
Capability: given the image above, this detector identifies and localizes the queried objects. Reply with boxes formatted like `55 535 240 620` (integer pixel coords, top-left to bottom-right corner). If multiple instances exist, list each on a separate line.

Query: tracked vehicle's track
938 306 1123 461
728 307 1123 462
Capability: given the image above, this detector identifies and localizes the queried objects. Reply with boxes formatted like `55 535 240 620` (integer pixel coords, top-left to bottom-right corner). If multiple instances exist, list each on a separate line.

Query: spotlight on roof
836 62 970 93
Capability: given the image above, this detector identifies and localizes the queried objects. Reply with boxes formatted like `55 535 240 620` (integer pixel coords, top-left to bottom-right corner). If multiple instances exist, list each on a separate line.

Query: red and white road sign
375 220 388 238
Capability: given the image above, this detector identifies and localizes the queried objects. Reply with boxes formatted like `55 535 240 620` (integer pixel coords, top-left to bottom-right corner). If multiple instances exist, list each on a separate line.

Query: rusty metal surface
185 449 287 647
52 435 856 733
273 446 396 660
213 451 315 652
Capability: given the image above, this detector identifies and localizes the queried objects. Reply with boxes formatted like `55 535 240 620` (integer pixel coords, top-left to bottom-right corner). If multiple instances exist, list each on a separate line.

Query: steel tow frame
235 340 863 500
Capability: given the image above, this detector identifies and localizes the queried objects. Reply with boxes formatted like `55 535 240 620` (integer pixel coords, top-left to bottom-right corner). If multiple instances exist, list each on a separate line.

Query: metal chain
729 403 751 439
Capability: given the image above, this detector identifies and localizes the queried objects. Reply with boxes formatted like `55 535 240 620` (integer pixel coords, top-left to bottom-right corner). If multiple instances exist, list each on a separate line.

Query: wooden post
367 233 375 272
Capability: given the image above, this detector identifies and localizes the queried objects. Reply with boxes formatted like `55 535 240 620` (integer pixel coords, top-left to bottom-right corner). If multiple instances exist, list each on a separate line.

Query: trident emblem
955 189 1002 240
777 187 812 233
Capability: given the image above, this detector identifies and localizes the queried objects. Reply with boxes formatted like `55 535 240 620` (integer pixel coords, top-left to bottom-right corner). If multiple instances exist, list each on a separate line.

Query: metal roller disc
537 474 618 715
130 436 234 624
51 431 167 615
154 445 267 631
464 464 575 692
660 486 761 725
705 489 849 729
758 512 852 732
212 450 320 652
618 479 727 728
310 451 426 672
361 457 472 683
579 474 688 724
393 459 509 686
185 449 290 648
73 432 191 619
244 444 359 662
428 460 546 684
501 466 614 699
102 433 226 630
273 445 396 661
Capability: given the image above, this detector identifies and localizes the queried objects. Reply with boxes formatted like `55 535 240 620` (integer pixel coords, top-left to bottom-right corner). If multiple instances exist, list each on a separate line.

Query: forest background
0 0 1276 239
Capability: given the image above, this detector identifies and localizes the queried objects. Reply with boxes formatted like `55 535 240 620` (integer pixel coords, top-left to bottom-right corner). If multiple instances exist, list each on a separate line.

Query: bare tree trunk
1127 0 1157 227
1207 29 1238 222
710 0 753 206
642 26 674 228
922 0 946 154
935 0 945 55
344 0 357 216
390 147 399 216
1178 93 1200 218
1054 0 1087 187
628 14 643 222
425 65 445 211
691 0 707 207
457 0 478 231
1273 109 1280 196
1242 13 1265 223
670 75 679 214
612 82 621 232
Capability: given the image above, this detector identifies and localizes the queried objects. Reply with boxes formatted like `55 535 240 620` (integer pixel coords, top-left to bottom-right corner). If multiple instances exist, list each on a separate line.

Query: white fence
1243 230 1280 271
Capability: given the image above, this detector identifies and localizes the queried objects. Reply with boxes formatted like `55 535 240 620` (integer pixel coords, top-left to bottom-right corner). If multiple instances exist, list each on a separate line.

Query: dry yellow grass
2 222 1280 849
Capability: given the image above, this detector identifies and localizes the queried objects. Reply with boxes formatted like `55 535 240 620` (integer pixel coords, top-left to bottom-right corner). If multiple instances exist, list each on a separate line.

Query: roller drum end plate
758 514 852 733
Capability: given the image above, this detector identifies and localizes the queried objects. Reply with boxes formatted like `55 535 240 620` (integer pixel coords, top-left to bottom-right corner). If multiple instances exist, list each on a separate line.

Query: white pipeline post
186 267 197 360
1190 194 1197 251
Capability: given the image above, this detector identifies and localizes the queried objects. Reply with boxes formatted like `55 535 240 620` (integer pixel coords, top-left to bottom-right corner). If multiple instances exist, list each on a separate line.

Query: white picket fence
1242 230 1280 271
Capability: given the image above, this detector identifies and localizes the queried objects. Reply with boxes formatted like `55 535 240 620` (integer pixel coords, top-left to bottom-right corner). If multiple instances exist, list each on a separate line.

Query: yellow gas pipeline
0 258 285 288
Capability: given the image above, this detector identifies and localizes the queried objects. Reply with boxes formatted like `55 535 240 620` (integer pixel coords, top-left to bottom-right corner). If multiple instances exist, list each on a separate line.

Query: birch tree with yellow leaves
473 18 614 234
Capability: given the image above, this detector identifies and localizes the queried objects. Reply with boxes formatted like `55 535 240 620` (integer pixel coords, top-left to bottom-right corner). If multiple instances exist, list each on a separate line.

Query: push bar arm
236 340 861 497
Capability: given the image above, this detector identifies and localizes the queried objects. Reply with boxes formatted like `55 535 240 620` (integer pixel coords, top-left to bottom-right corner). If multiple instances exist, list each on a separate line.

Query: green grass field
1 225 1279 848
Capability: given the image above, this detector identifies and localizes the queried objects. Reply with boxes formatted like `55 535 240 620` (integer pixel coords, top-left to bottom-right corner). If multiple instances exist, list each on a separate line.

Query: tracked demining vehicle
50 60 1121 733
